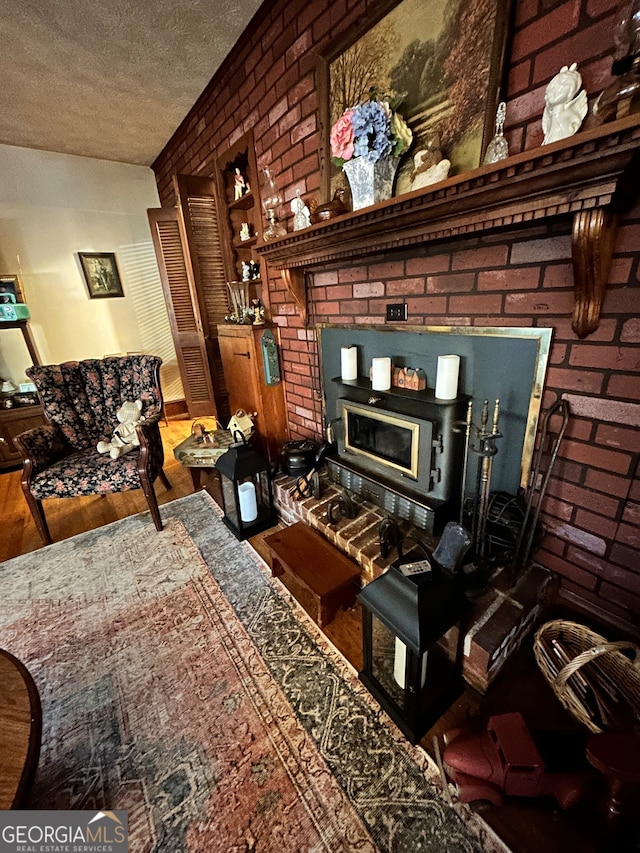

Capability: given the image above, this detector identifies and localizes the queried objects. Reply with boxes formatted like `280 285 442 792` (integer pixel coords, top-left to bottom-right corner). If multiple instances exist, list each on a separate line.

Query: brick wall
152 0 640 633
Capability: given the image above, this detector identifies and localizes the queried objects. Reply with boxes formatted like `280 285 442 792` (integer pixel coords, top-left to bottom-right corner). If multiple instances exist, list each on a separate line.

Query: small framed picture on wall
78 252 124 299
0 274 26 304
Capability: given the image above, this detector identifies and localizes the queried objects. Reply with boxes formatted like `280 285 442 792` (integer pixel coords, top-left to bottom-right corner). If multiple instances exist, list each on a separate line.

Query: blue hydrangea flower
351 101 393 163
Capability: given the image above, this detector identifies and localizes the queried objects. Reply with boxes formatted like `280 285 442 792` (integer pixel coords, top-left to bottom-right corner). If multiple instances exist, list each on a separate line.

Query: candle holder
215 437 276 540
358 547 467 744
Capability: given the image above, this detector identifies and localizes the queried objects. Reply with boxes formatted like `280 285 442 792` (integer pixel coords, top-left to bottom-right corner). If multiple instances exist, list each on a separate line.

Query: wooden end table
173 430 234 490
0 649 42 808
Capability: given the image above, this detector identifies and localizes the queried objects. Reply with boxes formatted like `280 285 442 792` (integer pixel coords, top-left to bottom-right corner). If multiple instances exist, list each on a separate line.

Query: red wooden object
443 711 590 809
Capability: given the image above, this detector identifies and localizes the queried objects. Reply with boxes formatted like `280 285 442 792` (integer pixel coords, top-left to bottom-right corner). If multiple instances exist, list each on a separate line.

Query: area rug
0 491 507 853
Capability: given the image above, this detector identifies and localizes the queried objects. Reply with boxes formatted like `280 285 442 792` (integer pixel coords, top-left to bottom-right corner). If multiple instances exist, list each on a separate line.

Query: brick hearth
274 472 551 693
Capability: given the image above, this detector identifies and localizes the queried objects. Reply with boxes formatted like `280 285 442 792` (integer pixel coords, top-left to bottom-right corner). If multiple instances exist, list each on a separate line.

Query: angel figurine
291 189 311 230
542 63 588 145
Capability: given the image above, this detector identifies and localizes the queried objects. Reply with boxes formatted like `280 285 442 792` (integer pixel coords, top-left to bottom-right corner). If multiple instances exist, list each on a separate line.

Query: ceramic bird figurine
309 189 348 223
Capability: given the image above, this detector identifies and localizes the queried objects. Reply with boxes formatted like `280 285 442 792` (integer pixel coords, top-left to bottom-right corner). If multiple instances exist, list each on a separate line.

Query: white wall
0 144 183 401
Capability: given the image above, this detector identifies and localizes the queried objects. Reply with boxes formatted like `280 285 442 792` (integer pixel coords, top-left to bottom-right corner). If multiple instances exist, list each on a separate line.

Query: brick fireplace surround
153 0 640 639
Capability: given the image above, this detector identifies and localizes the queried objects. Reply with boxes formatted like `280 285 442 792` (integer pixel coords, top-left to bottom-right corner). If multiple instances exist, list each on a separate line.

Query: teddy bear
97 399 144 459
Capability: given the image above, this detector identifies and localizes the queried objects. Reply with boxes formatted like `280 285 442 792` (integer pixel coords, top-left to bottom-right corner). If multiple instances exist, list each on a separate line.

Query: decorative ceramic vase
343 156 399 211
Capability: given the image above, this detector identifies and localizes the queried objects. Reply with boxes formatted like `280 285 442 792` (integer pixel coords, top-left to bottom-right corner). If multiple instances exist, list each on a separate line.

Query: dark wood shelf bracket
571 208 618 339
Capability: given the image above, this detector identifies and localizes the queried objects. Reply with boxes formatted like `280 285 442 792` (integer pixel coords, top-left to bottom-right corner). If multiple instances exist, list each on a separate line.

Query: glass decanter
483 102 508 165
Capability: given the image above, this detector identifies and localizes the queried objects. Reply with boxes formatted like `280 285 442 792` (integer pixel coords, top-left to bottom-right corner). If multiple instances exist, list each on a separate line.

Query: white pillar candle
341 345 358 381
371 357 392 391
393 637 428 688
238 481 258 523
435 354 460 400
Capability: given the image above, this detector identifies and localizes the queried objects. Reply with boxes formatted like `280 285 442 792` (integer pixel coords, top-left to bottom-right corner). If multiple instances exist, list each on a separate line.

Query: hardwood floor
0 420 622 853
0 419 198 562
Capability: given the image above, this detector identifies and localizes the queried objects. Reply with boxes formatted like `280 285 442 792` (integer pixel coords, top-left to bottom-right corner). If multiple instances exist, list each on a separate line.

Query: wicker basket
533 619 640 733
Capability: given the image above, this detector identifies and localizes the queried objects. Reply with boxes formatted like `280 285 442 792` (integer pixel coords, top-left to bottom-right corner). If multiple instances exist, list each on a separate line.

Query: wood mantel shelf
256 115 640 338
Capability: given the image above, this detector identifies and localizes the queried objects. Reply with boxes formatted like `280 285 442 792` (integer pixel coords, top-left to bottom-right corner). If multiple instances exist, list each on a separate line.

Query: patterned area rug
0 492 507 853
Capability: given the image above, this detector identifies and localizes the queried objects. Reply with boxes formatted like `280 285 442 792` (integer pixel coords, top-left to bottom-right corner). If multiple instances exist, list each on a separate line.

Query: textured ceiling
2 0 263 166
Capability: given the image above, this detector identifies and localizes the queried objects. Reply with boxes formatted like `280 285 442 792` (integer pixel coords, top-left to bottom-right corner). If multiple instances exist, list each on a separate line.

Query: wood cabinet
0 404 45 469
0 319 45 469
217 324 288 465
215 130 268 314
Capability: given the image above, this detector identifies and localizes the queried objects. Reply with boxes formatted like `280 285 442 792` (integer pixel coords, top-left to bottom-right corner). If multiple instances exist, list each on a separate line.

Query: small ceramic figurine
239 222 251 241
542 63 588 145
241 261 252 282
234 168 248 200
249 260 260 280
291 189 311 230
411 134 451 191
251 298 265 325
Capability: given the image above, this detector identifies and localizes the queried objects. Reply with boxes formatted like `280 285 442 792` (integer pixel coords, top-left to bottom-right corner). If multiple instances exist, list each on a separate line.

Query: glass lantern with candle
358 548 467 743
214 435 276 540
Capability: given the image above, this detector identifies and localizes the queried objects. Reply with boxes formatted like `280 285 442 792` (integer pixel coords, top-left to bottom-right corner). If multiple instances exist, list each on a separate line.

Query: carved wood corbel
281 268 307 325
571 209 618 339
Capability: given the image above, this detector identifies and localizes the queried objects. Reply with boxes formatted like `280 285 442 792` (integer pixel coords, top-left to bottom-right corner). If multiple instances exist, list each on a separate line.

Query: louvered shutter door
147 205 218 419
175 175 231 423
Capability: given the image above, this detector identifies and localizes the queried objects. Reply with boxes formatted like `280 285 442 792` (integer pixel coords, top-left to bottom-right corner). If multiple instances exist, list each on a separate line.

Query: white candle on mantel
435 354 460 400
238 481 258 523
341 346 358 381
371 357 392 391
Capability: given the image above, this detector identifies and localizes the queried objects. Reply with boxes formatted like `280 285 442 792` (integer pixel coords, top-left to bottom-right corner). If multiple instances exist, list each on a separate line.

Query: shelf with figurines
233 222 258 249
228 190 255 212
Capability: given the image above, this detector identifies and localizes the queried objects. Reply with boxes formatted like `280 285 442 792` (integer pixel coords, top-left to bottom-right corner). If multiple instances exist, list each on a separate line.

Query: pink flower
330 110 355 161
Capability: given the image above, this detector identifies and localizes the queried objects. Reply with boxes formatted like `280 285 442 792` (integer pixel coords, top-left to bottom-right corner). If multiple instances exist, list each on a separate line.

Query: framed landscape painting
79 252 124 299
317 0 513 200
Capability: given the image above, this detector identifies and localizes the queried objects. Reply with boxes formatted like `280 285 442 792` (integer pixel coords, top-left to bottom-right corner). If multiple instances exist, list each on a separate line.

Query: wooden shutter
147 205 218 419
174 175 230 422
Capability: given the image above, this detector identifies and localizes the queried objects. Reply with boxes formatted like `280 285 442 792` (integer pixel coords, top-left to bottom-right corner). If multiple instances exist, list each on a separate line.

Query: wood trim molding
257 115 640 337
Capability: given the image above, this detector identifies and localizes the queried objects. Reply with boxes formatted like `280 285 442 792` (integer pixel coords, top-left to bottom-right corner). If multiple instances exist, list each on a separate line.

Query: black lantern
358 554 467 744
215 438 276 540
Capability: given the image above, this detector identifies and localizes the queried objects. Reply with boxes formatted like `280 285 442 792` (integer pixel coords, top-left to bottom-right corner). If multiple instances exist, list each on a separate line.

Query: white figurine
291 190 311 230
542 63 588 145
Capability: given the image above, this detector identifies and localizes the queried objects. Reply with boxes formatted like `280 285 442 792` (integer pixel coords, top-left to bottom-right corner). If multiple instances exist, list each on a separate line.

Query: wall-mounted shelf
216 130 266 309
256 115 640 338
332 375 468 406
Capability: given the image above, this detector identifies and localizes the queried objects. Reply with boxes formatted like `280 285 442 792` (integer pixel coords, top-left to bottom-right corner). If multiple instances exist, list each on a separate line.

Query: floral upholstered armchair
13 355 171 545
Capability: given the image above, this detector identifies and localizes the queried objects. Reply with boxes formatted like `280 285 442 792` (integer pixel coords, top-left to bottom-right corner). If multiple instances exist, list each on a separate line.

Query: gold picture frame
317 0 513 201
0 274 26 304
